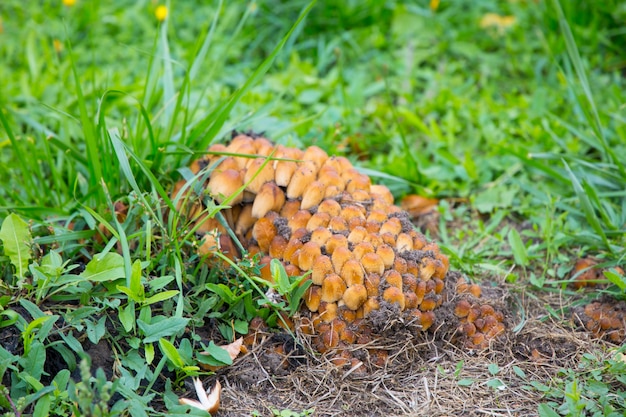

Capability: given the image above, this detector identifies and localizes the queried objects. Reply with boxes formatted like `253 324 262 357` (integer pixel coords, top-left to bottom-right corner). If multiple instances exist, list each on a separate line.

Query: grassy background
0 0 625 415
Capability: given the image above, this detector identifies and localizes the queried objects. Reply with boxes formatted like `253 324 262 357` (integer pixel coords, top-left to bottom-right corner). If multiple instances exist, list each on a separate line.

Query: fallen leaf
400 195 439 218
221 337 244 361
199 337 244 371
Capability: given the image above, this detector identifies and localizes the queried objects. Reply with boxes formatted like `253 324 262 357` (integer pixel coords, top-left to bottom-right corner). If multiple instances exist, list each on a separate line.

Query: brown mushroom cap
180 137 506 356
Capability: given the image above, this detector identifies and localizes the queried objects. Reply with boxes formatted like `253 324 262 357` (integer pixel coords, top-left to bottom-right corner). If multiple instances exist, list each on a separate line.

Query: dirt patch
201 277 619 417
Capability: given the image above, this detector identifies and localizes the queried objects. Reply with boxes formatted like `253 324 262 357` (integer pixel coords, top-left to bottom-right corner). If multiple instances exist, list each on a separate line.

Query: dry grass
204 279 613 417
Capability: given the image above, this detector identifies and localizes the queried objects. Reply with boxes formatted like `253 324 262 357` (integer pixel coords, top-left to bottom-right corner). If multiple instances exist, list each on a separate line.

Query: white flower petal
178 397 206 410
193 377 211 408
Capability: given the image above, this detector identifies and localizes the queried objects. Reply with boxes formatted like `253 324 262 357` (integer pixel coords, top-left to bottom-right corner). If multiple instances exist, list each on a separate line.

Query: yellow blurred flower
480 13 516 33
430 0 440 12
155 5 168 21
62 0 76 6
53 39 63 53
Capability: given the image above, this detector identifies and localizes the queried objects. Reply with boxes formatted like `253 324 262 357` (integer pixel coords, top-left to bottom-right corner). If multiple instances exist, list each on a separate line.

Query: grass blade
563 159 611 252
189 1 317 150
64 32 104 203
551 0 626 178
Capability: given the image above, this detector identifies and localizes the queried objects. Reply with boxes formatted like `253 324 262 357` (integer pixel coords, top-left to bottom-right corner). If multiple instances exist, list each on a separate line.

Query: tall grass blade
563 159 611 252
108 129 174 219
159 10 176 128
108 129 165 228
0 109 38 203
189 1 317 151
189 0 223 82
551 0 626 178
64 33 104 203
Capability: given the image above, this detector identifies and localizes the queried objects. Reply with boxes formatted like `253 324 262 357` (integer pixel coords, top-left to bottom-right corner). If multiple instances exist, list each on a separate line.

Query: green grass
1 0 626 415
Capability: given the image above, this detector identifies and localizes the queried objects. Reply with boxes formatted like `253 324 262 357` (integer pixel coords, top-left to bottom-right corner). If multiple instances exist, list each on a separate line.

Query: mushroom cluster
174 134 506 356
578 301 626 343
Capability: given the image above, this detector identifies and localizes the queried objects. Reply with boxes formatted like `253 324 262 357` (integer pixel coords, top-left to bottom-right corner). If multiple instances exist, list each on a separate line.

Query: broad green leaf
19 386 55 411
33 393 50 417
52 344 76 371
206 283 246 304
117 285 141 303
457 378 474 387
52 369 71 392
289 278 312 315
59 331 84 355
82 252 125 282
537 403 560 417
0 310 18 328
147 275 175 291
22 341 46 380
271 259 290 294
488 363 500 376
472 186 516 213
24 315 57 342
130 259 145 300
41 250 63 272
199 341 233 366
145 342 155 365
119 303 136 332
0 213 32 279
508 229 529 267
138 317 189 343
233 319 248 335
513 366 527 379
159 339 185 368
143 290 180 306
85 316 107 344
604 269 626 291
530 381 551 392
486 378 505 390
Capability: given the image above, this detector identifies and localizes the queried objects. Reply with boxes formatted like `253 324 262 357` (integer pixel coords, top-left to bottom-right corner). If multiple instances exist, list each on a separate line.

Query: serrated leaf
82 252 125 282
0 213 32 280
508 229 529 266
